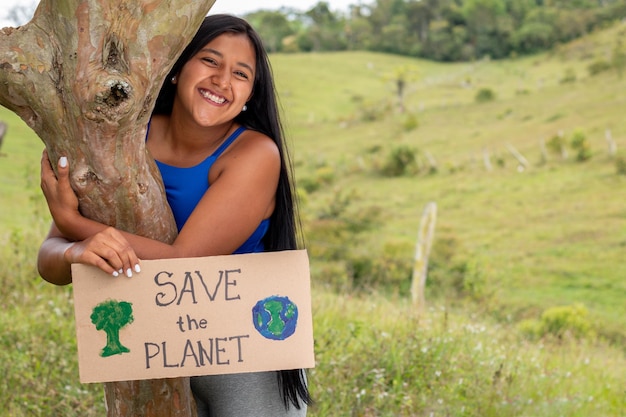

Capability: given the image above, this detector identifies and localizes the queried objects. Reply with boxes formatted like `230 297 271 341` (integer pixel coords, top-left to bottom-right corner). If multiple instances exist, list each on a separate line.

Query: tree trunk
0 0 216 415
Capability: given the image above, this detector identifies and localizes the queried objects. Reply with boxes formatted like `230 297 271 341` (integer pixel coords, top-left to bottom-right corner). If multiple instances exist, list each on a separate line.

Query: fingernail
59 156 68 168
134 264 141 273
112 271 119 277
119 269 123 274
126 268 133 278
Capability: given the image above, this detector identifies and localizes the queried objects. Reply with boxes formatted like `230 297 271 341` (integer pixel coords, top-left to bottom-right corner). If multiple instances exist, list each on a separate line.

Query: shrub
380 145 418 177
299 165 336 194
587 59 612 76
540 303 594 339
547 133 567 156
518 318 543 339
424 234 493 305
317 188 357 220
475 87 496 103
519 303 594 340
570 129 592 162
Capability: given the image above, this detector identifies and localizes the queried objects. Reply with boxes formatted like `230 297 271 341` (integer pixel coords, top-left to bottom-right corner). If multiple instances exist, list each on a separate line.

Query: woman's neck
148 114 237 166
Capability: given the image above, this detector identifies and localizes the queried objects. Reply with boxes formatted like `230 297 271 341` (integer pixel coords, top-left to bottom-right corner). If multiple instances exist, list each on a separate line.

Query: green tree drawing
90 300 134 357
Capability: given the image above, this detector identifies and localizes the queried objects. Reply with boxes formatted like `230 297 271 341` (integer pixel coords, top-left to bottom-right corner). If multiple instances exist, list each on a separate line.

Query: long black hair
153 14 311 410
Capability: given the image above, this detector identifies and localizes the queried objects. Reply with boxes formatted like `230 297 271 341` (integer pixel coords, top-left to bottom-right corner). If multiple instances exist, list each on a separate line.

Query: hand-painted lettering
144 335 250 369
153 270 242 307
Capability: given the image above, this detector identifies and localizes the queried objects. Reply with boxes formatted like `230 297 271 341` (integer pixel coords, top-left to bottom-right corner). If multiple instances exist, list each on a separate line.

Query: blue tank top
154 126 269 254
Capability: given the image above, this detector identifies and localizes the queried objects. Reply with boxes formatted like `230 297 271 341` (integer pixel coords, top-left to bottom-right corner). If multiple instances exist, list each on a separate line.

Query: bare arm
38 131 280 283
37 224 75 286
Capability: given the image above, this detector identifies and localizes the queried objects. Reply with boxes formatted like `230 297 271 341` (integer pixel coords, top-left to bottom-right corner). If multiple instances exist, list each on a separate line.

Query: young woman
38 14 310 416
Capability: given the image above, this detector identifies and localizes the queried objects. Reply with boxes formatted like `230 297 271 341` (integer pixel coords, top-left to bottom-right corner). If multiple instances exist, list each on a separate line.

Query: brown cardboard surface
71 250 314 383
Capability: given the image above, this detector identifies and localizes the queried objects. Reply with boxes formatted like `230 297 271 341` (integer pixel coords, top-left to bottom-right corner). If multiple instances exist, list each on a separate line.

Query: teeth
200 89 226 104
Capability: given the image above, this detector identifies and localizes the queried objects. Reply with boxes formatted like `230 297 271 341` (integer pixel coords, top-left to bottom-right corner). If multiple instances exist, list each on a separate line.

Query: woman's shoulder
229 127 279 160
210 126 280 178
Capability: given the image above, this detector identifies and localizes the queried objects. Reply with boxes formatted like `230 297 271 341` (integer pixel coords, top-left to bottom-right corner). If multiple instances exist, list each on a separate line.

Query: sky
0 0 359 28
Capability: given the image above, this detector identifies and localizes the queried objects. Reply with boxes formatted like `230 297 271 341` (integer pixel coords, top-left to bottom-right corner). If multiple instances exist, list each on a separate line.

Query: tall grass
310 290 626 417
0 219 105 415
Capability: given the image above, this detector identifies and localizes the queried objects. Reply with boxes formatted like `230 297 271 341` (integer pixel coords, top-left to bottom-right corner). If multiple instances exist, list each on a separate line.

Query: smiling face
172 32 256 128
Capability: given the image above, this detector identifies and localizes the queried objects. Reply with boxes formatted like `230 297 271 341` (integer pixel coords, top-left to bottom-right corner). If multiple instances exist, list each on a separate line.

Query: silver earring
242 104 248 112
171 76 177 84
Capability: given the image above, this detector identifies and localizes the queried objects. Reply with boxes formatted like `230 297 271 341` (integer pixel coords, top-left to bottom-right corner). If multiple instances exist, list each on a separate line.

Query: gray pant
191 372 307 417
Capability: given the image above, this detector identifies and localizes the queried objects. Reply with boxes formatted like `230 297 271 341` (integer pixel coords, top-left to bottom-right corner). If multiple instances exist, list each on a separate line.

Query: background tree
246 10 296 53
406 0 448 44
298 1 347 51
0 0 216 415
503 0 536 26
516 7 560 51
385 65 419 113
228 0 626 62
367 0 406 52
344 8 374 51
462 0 512 58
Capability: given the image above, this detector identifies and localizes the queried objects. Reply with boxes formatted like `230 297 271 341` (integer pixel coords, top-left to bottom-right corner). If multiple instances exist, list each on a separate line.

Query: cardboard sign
71 250 314 383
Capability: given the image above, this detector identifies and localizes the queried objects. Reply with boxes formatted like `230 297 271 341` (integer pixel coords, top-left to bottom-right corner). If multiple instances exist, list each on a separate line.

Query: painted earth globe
252 296 298 340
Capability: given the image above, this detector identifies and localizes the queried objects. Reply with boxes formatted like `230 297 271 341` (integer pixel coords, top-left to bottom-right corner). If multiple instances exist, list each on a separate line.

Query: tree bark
0 0 216 415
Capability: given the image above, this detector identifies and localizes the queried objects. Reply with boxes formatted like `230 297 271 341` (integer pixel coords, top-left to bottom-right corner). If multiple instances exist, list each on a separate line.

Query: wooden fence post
505 143 529 171
606 129 617 156
411 202 437 313
483 147 493 172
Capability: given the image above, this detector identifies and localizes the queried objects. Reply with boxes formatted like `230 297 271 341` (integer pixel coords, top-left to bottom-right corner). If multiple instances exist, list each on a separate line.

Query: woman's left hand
40 150 80 232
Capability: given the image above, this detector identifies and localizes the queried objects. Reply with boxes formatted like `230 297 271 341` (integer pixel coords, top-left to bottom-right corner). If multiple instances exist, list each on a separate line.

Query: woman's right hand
65 227 141 278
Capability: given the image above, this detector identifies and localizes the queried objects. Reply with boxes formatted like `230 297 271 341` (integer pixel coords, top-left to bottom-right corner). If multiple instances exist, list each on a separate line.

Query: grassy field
1 21 626 416
271 22 626 333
